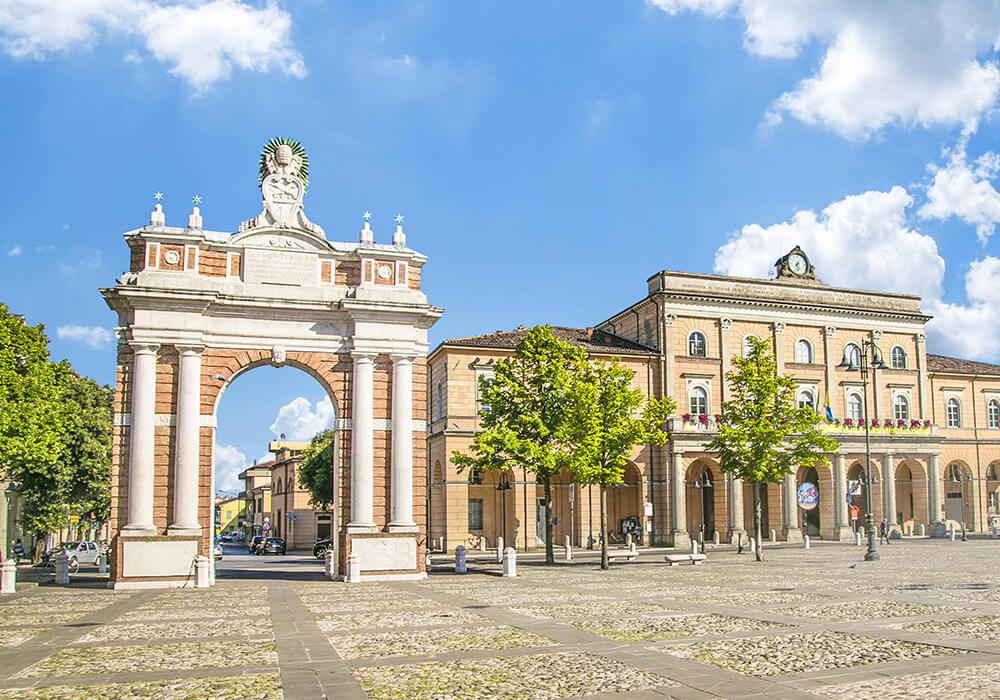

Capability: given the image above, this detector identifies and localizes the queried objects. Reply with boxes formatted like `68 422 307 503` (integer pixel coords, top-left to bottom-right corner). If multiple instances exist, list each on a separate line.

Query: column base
783 527 802 543
834 526 854 542
167 525 202 537
346 523 379 535
120 524 158 537
726 529 746 546
386 522 419 534
669 530 691 550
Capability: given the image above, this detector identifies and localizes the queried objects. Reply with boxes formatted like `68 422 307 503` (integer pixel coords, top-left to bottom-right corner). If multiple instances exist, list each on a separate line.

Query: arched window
844 343 861 367
798 390 815 410
742 335 758 358
893 394 909 421
689 386 708 416
989 399 1000 429
847 393 863 420
794 339 812 364
688 331 707 357
891 346 906 369
947 398 962 428
987 463 998 481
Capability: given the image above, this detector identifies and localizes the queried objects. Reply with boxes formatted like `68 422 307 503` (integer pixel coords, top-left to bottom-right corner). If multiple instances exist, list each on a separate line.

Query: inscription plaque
243 248 317 286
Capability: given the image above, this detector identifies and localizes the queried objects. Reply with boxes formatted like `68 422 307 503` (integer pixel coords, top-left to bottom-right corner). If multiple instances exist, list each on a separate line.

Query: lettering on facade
243 248 317 285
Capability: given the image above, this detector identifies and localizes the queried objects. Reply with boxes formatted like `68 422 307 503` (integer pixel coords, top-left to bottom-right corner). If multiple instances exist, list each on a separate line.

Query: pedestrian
879 518 891 545
12 539 24 563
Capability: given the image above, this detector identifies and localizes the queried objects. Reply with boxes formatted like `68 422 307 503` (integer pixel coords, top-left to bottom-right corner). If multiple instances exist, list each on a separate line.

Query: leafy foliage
707 336 838 560
297 429 336 510
567 360 674 568
452 326 588 564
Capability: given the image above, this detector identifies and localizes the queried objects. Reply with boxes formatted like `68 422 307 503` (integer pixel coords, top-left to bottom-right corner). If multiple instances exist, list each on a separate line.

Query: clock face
788 253 807 275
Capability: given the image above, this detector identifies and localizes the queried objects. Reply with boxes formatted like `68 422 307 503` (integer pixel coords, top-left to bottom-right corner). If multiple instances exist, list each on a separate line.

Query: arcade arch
685 460 723 541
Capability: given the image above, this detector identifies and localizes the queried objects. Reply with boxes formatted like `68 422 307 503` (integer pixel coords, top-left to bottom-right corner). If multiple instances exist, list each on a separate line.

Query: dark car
313 538 332 559
260 537 286 555
248 536 265 554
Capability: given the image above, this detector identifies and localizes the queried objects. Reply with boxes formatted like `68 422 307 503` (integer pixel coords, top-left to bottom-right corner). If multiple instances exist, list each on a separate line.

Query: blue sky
4 1 1000 492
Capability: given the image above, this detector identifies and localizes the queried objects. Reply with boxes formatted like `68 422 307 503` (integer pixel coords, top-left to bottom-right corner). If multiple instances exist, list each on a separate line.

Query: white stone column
773 322 786 374
928 454 941 526
349 352 377 532
729 476 745 539
823 326 836 413
916 333 929 420
662 313 676 403
884 453 897 525
719 318 732 402
834 454 851 541
782 472 801 541
388 354 417 532
170 346 203 534
124 343 159 533
671 451 685 533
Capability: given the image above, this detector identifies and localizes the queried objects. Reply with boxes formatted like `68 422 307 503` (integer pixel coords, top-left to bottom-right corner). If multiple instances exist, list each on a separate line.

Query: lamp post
950 470 972 541
839 341 887 562
690 470 712 553
496 474 512 549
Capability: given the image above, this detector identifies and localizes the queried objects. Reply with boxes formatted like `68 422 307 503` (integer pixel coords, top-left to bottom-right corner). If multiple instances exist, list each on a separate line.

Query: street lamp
690 471 712 553
950 470 973 541
839 341 888 562
496 474 512 549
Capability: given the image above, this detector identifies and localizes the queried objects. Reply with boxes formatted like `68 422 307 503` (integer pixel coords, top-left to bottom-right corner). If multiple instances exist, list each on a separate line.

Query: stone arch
797 462 833 539
608 461 643 543
944 460 975 528
685 459 724 541
895 460 927 532
987 462 1000 524
846 460 883 527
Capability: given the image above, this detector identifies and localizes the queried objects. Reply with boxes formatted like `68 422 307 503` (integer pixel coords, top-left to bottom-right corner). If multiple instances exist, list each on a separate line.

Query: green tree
59 371 113 535
297 429 336 510
452 326 587 565
568 360 674 569
707 336 838 561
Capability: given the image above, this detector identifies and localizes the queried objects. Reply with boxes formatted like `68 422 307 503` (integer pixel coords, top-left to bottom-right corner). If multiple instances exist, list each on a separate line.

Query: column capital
175 344 205 355
389 352 418 364
351 350 378 363
129 342 160 355
871 329 883 343
664 314 676 327
916 333 926 346
719 318 733 331
825 326 837 338
773 322 786 334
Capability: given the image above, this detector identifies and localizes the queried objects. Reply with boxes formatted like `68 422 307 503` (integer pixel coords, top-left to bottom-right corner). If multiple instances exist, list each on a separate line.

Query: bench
608 551 640 563
665 553 707 566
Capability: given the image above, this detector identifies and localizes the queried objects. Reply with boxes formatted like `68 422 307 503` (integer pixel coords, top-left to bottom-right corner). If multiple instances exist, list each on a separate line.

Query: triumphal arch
102 139 441 588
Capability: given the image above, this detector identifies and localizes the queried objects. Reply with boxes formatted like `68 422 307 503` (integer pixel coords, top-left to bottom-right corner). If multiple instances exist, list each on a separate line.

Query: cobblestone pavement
1 539 1000 699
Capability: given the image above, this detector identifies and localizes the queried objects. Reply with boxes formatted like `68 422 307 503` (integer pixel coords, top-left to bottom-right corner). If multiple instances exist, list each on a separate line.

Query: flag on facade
824 395 834 422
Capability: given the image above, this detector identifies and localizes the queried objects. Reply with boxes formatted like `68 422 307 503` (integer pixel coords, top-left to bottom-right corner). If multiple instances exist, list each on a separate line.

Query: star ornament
192 195 202 205
362 210 372 221
394 214 404 225
153 191 164 201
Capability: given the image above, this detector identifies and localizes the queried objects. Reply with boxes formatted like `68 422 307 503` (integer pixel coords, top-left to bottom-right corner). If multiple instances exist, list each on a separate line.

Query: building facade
240 461 273 542
266 441 334 549
214 496 245 536
429 248 1000 551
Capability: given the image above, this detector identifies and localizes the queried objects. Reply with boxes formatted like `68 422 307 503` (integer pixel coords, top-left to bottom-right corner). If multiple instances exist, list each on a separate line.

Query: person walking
879 518 891 545
12 539 24 562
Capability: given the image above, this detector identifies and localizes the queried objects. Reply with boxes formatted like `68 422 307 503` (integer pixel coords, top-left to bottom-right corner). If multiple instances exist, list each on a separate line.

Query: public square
1 538 999 699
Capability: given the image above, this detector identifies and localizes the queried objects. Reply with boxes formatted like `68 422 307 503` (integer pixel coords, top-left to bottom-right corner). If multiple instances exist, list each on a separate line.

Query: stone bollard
455 545 467 574
425 552 433 569
713 532 719 545
1 559 15 594
564 536 572 562
950 527 956 542
855 531 862 546
53 550 69 585
803 535 810 549
749 537 756 553
625 533 633 549
346 553 362 583
195 555 211 588
993 525 998 540
919 524 925 536
629 540 637 555
97 553 107 574
496 536 504 564
770 529 776 544
690 540 698 555
436 537 444 552
325 550 334 579
502 547 516 578
479 537 486 553
906 525 913 537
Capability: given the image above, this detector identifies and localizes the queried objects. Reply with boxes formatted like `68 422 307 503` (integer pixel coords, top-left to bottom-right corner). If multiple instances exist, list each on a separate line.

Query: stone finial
187 206 203 230
360 220 374 245
393 222 406 248
150 203 165 227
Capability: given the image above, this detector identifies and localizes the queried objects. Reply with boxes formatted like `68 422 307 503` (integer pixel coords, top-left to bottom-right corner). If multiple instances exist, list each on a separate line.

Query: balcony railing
667 415 938 436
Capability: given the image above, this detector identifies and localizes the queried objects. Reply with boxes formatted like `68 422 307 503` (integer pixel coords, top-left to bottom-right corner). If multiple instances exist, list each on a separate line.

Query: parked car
259 537 286 555
213 542 223 560
313 538 332 559
60 541 101 569
248 536 265 554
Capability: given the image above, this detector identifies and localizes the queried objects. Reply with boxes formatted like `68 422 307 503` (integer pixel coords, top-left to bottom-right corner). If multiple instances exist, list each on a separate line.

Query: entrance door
946 492 964 523
802 467 821 537
535 498 546 547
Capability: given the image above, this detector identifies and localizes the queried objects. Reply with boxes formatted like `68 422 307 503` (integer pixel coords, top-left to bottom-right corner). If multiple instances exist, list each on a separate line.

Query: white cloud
56 324 113 348
7 244 21 256
0 0 305 92
714 186 945 301
269 395 334 441
926 257 1000 360
920 140 1000 245
648 0 1000 138
213 443 247 493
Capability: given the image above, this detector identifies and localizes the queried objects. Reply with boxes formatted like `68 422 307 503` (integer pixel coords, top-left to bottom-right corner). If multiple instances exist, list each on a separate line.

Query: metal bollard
346 553 362 583
502 547 516 577
53 550 69 585
455 545 467 574
496 536 504 564
0 559 15 594
803 535 810 549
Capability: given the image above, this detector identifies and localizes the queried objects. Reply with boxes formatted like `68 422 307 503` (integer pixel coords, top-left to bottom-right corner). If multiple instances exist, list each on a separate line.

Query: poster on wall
797 482 819 510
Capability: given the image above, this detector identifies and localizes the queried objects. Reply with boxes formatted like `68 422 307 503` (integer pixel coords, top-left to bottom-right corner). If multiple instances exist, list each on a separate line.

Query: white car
60 541 101 569
213 543 223 560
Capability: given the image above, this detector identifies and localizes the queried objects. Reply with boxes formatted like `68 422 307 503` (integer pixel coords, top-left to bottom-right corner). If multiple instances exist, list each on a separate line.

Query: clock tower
775 245 816 280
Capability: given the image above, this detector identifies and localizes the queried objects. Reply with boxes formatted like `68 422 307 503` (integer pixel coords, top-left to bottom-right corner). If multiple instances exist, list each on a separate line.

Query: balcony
667 415 938 436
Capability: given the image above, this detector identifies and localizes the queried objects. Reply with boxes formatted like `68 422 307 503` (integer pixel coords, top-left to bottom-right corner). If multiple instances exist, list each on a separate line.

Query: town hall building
428 247 1000 552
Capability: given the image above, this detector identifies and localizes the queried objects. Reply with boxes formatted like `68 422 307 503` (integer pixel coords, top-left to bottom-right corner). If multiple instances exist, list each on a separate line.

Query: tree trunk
543 477 554 565
600 483 609 570
753 481 763 562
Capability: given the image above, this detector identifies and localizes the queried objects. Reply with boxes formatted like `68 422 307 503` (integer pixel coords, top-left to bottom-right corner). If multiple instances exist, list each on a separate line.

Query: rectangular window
468 499 484 530
476 374 493 415
436 381 443 421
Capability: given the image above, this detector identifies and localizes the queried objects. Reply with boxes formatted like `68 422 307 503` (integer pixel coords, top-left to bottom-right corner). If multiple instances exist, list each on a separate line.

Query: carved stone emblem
239 138 325 237
271 346 287 367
